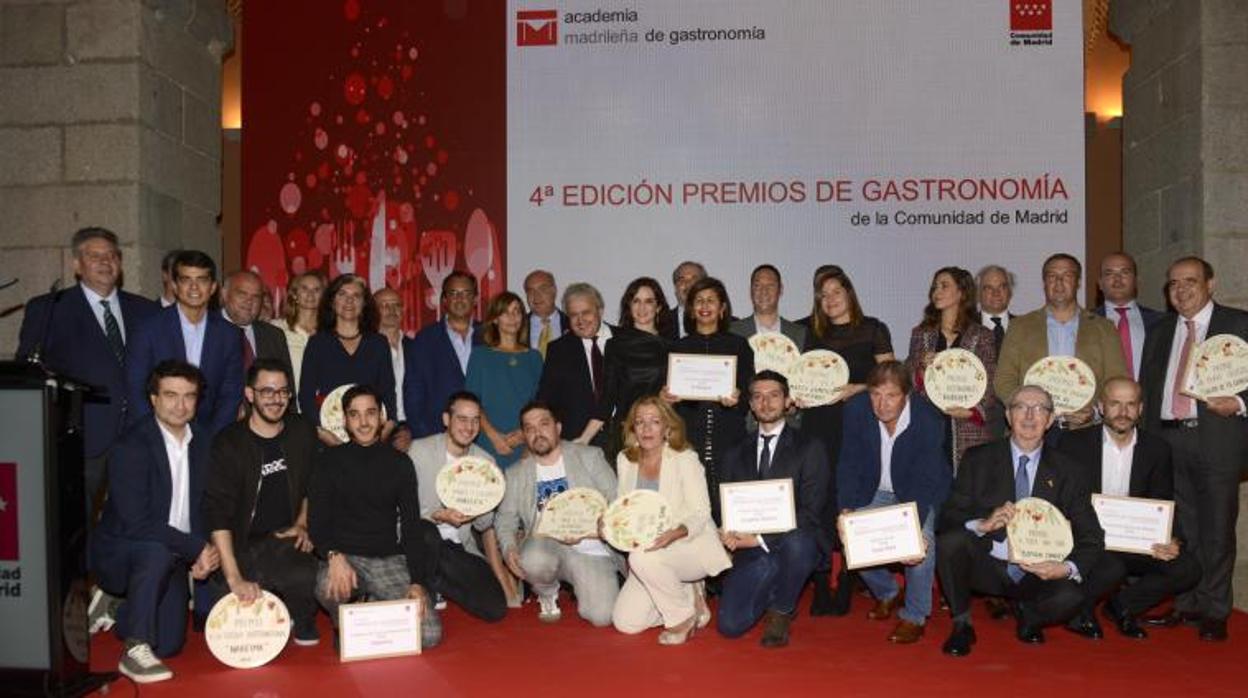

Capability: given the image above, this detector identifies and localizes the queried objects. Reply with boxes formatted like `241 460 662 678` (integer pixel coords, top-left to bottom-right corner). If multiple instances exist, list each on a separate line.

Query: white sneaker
538 594 561 623
119 641 173 684
87 587 117 634
434 592 447 611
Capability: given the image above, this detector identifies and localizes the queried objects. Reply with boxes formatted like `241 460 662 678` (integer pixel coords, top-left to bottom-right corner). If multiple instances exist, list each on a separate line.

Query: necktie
1114 307 1134 378
1007 453 1031 582
991 316 1004 350
758 434 775 476
590 336 604 402
242 332 255 372
538 317 551 359
100 299 125 363
1171 319 1197 419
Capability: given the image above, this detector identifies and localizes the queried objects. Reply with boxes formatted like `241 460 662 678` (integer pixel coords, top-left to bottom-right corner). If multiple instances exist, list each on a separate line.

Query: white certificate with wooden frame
1091 494 1174 555
338 598 422 663
839 502 925 570
719 479 795 535
666 353 738 401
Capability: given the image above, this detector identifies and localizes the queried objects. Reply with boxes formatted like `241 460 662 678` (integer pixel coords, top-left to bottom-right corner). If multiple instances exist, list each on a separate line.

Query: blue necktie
1007 454 1030 583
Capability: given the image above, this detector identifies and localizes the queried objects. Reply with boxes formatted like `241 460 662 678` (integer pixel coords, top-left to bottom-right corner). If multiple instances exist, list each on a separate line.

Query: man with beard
495 402 620 626
309 385 443 649
202 358 321 645
1056 377 1199 640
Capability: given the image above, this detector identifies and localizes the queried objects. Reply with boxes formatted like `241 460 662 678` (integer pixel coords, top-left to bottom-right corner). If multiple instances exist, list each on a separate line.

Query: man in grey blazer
729 264 807 349
407 391 507 622
497 401 620 626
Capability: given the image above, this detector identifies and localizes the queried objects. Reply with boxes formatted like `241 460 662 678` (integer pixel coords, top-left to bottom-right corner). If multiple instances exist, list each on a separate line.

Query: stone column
0 0 232 355
1111 0 1248 609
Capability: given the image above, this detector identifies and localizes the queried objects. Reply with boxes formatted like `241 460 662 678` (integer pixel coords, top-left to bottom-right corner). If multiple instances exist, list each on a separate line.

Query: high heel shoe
658 615 697 646
693 582 711 629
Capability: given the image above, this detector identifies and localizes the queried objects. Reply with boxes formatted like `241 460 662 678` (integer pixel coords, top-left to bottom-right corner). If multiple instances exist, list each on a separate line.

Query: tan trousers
612 545 710 632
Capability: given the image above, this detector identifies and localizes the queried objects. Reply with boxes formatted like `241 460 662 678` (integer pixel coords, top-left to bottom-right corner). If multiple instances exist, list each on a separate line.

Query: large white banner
507 0 1082 351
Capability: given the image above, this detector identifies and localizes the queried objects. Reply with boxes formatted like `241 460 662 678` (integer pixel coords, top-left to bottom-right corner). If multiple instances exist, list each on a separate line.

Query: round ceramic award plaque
534 488 608 541
602 490 674 552
1186 333 1248 401
436 455 506 517
1022 356 1096 415
1006 497 1074 564
788 350 850 407
924 348 988 411
748 333 802 377
205 591 291 669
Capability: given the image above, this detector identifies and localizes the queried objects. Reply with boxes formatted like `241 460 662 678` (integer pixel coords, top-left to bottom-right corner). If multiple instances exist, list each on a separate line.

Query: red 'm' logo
517 9 558 46
1010 1 1052 32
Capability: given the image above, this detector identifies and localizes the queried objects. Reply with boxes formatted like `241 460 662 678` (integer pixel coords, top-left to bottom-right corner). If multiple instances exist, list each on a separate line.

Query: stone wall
0 0 231 356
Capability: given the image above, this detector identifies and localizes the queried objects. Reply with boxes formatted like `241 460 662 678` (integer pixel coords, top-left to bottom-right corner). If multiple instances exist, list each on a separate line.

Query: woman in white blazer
611 396 732 644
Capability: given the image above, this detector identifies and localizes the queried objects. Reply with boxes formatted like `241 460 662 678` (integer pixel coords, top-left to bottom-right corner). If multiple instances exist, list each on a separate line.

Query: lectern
0 362 112 696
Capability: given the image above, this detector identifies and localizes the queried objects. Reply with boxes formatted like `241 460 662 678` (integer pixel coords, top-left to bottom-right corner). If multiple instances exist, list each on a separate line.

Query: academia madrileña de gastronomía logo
516 7 767 48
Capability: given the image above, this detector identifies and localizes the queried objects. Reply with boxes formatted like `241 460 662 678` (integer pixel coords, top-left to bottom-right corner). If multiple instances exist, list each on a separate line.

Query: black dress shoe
1141 610 1200 628
1199 618 1228 642
1064 612 1104 640
942 622 977 657
1016 622 1045 644
1102 600 1148 640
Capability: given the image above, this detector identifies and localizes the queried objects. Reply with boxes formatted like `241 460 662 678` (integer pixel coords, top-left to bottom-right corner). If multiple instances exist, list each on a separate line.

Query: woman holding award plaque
465 291 543 468
662 277 754 525
802 266 895 614
603 278 675 459
906 267 998 467
611 397 732 644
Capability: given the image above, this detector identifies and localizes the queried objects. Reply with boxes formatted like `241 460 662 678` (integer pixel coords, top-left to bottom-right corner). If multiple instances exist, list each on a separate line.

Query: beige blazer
994 306 1128 406
616 446 732 575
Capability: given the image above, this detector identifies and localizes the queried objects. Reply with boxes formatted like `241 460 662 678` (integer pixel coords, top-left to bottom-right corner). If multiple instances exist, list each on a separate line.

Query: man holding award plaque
994 254 1126 430
936 386 1104 657
716 371 828 648
1056 378 1199 640
1139 257 1248 642
837 362 952 644
495 402 621 626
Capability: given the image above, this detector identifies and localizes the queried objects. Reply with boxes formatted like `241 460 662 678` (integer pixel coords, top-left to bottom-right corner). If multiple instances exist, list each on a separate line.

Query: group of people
15 225 1247 683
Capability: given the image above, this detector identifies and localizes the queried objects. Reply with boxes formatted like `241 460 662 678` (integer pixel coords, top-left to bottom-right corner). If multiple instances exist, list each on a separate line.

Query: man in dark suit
837 362 952 643
536 282 615 448
976 264 1016 352
1139 256 1248 641
1096 252 1163 381
220 270 291 372
661 260 706 339
90 361 219 683
1056 377 1199 640
403 271 481 438
716 370 829 648
937 385 1104 657
523 269 569 359
17 227 159 518
729 264 807 349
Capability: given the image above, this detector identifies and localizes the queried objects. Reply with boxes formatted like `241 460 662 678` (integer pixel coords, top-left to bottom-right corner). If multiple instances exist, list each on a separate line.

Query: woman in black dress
603 277 674 460
801 266 895 614
662 277 754 523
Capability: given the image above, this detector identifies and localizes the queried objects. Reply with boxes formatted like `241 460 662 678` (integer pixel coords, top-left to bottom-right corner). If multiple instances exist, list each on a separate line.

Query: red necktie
243 333 255 372
1171 319 1196 419
590 336 604 403
1114 307 1134 378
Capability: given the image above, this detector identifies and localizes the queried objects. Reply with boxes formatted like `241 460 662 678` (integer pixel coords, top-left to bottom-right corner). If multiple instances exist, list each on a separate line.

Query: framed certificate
338 598 422 663
839 502 925 570
1091 494 1174 555
666 353 738 401
719 479 795 534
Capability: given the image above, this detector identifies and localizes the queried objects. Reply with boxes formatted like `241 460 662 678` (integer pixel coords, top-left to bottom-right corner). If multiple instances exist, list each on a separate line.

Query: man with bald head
524 269 568 359
1096 252 1162 380
221 270 290 374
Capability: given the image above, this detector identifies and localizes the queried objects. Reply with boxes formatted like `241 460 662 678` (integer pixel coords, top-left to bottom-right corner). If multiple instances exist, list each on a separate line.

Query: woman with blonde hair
272 271 323 396
611 396 732 645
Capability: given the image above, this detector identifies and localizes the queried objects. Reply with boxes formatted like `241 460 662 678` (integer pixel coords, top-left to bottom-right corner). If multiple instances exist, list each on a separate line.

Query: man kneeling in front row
309 385 442 649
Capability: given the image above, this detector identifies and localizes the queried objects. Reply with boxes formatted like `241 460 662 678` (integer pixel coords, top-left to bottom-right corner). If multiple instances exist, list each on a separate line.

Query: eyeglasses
254 387 292 400
1009 403 1052 416
445 289 476 299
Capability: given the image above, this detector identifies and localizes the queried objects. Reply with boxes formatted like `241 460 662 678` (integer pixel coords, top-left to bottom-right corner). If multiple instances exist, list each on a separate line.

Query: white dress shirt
755 422 785 471
980 311 1010 333
752 314 781 335
177 305 207 367
389 338 407 422
157 421 193 533
1100 427 1136 497
1160 301 1213 419
446 320 475 375
81 283 126 341
877 399 912 493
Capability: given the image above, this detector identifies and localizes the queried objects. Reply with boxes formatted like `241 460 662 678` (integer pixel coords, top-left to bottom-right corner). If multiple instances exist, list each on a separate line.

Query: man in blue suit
90 360 219 683
126 250 243 438
17 227 159 519
403 271 481 438
837 361 952 644
1096 252 1163 381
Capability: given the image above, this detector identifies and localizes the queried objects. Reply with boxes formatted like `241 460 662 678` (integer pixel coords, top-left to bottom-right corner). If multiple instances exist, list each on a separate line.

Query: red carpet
89 593 1248 697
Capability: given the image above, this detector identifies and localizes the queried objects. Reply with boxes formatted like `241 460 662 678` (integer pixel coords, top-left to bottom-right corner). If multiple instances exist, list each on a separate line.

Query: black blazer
18 285 159 458
536 328 615 441
253 320 292 369
1140 304 1248 469
719 426 830 552
940 438 1104 575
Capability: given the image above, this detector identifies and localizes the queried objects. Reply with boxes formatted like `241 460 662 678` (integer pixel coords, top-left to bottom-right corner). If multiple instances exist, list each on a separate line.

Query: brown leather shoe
888 620 925 644
868 594 904 621
760 610 793 648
